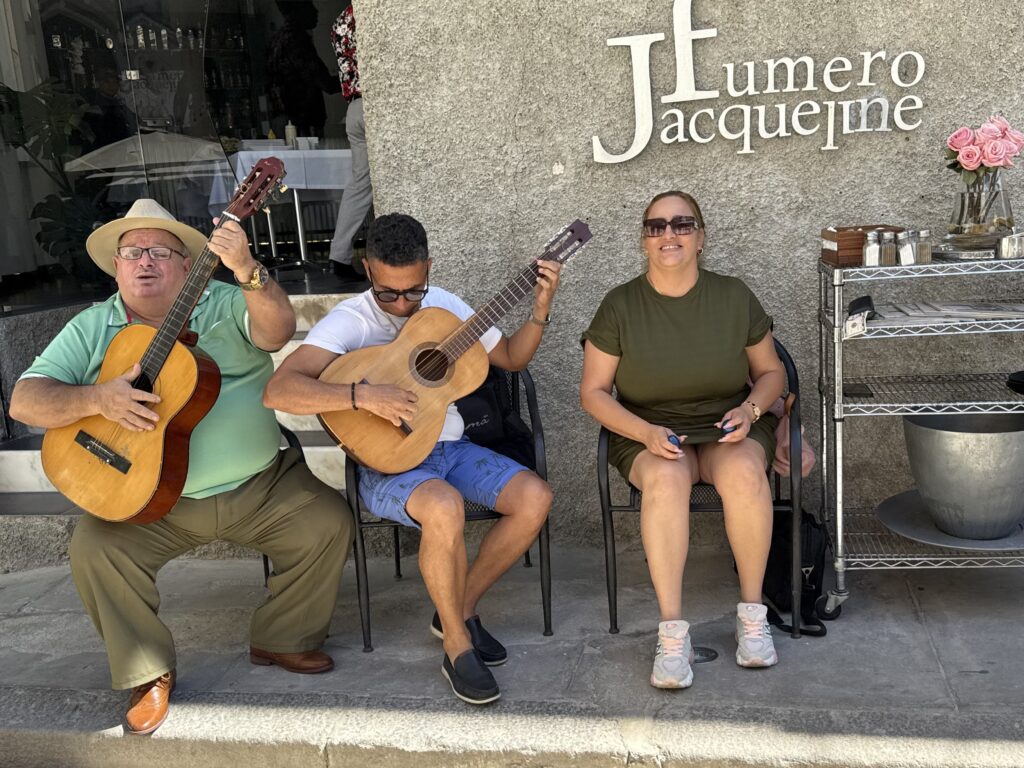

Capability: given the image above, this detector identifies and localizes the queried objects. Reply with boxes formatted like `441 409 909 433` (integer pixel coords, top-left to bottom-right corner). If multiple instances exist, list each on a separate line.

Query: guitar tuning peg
278 183 289 194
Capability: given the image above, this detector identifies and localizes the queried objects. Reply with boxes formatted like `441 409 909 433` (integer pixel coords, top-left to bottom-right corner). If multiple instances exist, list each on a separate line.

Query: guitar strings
346 230 583 416
361 263 542 398
407 262 542 383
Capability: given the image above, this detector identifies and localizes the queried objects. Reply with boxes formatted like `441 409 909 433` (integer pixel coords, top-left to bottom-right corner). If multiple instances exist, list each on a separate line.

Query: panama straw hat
86 199 208 277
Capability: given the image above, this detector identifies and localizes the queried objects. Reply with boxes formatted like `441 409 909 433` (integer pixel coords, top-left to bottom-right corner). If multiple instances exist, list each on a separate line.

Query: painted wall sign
593 0 926 163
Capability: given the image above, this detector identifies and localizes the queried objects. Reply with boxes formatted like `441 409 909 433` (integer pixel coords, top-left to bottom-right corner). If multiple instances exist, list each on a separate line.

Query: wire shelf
838 372 1024 416
858 316 1024 339
820 301 1024 340
830 510 1024 569
821 258 1024 283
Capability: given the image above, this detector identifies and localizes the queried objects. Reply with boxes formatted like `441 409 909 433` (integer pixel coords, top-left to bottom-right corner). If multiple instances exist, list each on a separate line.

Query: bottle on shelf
879 231 897 266
862 230 881 267
284 120 298 148
916 230 932 264
897 230 915 266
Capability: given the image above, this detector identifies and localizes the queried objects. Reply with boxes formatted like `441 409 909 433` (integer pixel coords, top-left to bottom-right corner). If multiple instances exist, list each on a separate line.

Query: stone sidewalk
1 545 1022 767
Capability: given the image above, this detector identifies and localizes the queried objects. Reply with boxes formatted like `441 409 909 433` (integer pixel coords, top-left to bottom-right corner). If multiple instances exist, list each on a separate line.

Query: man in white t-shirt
265 213 561 705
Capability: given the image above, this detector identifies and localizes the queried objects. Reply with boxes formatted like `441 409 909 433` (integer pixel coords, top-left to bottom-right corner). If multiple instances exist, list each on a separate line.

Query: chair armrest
772 339 803 497
519 367 547 481
345 450 360 515
279 424 305 462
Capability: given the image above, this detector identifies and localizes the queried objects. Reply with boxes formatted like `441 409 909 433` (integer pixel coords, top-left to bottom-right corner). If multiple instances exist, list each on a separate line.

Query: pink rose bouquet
944 116 1022 186
943 116 1019 244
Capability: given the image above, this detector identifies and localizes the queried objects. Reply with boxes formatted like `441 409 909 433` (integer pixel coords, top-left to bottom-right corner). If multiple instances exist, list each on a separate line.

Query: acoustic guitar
41 158 287 524
318 220 592 474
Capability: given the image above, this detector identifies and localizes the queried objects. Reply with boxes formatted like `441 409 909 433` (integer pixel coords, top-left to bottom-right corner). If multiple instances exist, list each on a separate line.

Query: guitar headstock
538 219 592 264
222 157 287 221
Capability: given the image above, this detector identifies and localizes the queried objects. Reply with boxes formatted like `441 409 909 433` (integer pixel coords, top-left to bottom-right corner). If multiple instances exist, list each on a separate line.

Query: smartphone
843 382 874 398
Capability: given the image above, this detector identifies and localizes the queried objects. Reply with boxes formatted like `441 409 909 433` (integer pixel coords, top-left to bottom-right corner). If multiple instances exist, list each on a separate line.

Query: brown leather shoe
250 647 334 674
125 670 175 735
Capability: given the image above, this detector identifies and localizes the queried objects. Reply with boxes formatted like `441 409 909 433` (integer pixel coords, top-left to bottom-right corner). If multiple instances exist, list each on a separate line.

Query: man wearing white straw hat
10 199 354 735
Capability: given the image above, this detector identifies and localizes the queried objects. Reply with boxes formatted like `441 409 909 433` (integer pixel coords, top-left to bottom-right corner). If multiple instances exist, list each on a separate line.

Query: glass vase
944 169 1014 250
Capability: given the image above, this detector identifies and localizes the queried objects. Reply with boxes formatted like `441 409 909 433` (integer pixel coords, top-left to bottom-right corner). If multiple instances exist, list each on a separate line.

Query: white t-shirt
303 287 503 442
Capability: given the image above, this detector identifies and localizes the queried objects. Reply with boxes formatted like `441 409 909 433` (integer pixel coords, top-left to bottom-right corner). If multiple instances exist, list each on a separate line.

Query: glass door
0 0 235 308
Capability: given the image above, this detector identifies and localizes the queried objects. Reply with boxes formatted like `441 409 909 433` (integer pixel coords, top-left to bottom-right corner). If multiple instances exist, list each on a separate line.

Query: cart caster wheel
816 594 842 620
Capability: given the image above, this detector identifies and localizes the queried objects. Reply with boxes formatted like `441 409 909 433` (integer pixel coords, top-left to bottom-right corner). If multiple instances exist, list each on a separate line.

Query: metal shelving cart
818 258 1024 617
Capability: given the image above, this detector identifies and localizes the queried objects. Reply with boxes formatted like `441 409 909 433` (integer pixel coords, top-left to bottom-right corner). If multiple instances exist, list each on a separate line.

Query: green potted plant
0 79 110 283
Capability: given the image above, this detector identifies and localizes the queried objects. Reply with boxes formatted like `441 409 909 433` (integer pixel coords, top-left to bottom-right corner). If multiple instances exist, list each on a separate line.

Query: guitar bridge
74 430 132 474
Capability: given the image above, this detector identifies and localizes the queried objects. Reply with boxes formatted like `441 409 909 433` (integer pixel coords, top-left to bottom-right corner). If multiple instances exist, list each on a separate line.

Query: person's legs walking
330 97 372 272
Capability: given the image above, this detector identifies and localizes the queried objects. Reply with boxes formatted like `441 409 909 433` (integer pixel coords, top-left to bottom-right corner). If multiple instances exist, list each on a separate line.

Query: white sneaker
650 620 694 688
735 602 778 668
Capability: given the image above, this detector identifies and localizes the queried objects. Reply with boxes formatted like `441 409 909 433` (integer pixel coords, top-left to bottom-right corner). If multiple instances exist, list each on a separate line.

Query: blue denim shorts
356 438 528 528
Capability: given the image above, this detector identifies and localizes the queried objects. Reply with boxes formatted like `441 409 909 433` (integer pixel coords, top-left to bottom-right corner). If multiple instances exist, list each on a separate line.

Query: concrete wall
356 0 1024 542
0 305 90 441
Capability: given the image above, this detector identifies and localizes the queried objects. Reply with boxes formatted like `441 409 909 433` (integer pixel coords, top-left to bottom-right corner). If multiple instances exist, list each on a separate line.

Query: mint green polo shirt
20 280 280 498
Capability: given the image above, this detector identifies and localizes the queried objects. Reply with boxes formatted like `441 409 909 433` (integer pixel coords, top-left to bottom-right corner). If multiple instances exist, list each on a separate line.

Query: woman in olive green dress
580 191 786 689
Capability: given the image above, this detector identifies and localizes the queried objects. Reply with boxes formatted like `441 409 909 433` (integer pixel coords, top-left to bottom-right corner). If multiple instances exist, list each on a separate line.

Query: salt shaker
897 230 915 266
862 230 881 267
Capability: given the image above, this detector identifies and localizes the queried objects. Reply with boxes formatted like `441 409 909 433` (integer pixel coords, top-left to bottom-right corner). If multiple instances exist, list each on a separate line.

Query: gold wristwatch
745 400 761 423
236 262 270 291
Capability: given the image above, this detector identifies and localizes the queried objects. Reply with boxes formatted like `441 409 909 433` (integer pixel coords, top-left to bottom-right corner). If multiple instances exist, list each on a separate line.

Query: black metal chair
346 366 553 652
598 338 804 637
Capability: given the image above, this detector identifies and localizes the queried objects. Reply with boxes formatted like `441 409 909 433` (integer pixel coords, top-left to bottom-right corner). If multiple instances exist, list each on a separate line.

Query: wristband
351 382 358 411
528 312 551 327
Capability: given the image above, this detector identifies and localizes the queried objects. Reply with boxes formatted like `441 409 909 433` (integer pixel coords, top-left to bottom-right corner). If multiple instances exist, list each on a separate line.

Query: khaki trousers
69 449 354 689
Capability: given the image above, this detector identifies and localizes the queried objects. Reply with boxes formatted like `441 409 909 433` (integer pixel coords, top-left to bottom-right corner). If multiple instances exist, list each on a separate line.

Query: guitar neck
437 220 591 362
137 223 226 386
439 261 542 361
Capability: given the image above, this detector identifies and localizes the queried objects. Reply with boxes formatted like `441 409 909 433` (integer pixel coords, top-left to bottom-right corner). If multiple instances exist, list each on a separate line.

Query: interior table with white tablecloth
209 149 353 264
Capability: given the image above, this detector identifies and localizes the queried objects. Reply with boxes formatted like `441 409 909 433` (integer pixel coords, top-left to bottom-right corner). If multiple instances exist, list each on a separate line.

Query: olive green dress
582 268 779 482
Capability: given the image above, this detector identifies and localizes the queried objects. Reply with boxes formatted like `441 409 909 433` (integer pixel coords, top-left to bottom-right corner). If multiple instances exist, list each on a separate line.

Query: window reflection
1 0 352 313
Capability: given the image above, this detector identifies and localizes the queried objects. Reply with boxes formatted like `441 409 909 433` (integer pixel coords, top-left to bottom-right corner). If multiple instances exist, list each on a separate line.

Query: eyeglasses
642 216 701 238
366 266 430 303
115 246 186 261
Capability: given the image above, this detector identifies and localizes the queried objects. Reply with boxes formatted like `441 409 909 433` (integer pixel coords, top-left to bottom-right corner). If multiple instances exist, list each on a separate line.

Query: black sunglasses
642 216 701 238
366 266 430 303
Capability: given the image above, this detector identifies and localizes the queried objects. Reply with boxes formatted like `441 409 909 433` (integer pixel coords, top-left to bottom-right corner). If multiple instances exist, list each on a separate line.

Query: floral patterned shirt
331 6 360 101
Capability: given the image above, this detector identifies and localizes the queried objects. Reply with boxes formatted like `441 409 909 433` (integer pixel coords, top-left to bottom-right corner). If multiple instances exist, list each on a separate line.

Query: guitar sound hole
414 348 450 383
132 372 154 394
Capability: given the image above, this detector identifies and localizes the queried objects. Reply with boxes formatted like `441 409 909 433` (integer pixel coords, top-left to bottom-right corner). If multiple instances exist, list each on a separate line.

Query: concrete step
288 292 348 333
0 430 344 493
0 435 55 493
